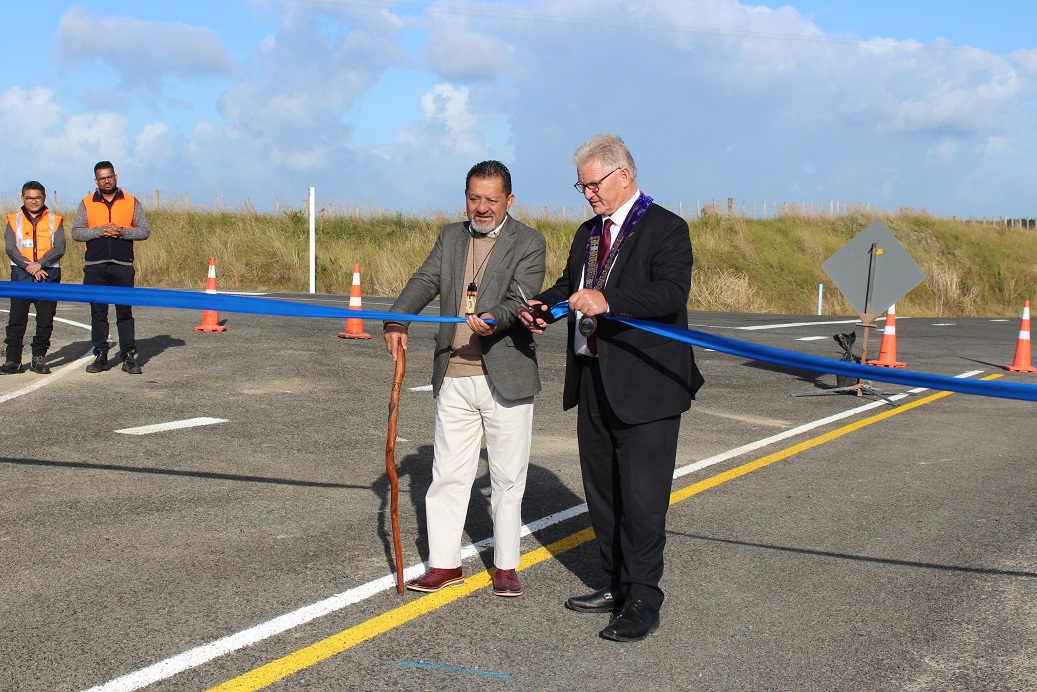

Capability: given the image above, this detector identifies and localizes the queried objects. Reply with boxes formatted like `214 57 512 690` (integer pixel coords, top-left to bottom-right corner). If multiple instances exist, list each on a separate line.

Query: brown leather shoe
493 568 522 597
405 567 464 593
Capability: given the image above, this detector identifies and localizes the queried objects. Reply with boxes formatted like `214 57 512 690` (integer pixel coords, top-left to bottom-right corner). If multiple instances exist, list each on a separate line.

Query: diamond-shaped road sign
822 220 926 316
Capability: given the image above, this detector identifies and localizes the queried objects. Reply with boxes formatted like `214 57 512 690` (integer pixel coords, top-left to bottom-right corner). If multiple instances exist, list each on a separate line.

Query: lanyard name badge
465 227 495 317
465 281 478 316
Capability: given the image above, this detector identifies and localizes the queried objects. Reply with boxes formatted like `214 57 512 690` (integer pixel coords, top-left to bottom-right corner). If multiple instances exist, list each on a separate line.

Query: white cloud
55 6 236 86
0 87 63 140
425 27 514 81
0 87 134 188
450 0 1037 215
133 123 174 165
5 0 1037 216
927 140 960 162
40 112 132 170
421 84 477 138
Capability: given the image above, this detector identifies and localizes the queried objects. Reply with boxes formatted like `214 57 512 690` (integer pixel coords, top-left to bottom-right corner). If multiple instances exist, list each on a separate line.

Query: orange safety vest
82 190 136 263
83 191 136 227
8 209 62 266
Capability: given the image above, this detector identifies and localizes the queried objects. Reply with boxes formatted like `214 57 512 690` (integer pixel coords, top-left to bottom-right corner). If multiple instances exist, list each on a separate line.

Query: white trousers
426 375 533 570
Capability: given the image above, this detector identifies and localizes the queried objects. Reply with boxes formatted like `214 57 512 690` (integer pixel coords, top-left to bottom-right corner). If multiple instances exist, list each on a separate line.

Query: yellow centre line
210 378 999 691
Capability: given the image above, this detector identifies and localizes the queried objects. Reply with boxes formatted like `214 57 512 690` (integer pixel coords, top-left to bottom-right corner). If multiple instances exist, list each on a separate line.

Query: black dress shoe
565 587 619 613
599 599 659 642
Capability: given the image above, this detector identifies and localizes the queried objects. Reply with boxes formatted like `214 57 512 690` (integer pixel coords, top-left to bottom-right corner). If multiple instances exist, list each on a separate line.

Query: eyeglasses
574 168 619 194
96 175 116 182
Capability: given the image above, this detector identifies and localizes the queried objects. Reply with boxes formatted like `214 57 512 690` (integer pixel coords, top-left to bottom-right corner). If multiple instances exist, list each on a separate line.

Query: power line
277 0 977 51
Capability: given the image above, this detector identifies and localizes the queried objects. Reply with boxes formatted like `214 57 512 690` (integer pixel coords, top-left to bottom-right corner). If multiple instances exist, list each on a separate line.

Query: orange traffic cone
338 263 372 339
867 303 906 368
1005 300 1037 373
194 257 227 332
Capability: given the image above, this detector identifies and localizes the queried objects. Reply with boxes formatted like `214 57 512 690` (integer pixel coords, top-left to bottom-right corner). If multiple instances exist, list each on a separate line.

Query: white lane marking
675 369 983 479
698 408 790 427
731 316 906 331
0 311 96 403
85 369 985 692
932 323 956 327
1 310 90 328
0 350 94 404
115 417 229 436
795 336 828 341
408 384 433 392
990 319 1010 322
735 318 863 331
54 315 92 329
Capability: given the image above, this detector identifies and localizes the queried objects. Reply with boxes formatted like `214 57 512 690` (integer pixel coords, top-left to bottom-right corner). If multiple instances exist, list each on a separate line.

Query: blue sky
3 1 1036 218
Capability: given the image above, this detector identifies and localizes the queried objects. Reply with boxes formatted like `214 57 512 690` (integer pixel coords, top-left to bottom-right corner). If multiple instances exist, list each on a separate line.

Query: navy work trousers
83 262 136 356
5 265 61 361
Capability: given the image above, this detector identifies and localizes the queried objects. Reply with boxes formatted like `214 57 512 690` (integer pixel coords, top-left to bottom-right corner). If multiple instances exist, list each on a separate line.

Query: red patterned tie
597 219 613 274
588 219 613 356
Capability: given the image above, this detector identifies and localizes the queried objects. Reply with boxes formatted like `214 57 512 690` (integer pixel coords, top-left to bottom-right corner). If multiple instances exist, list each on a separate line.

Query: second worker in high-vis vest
71 160 150 374
1 181 66 375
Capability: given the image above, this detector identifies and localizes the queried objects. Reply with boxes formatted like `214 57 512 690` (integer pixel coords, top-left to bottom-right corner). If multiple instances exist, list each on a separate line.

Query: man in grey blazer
383 160 546 597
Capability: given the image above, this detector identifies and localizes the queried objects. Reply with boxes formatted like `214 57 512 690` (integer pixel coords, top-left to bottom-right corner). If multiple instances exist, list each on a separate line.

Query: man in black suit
520 134 703 642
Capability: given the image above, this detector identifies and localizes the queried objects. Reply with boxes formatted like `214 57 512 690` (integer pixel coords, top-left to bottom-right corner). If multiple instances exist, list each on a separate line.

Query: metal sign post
858 242 880 368
795 221 926 405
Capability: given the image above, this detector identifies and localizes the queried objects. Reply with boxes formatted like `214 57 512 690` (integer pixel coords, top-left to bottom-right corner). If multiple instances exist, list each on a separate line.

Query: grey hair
572 134 637 182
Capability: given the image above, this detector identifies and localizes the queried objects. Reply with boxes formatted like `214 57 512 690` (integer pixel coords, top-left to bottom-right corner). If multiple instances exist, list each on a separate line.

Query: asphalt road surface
2 294 1035 691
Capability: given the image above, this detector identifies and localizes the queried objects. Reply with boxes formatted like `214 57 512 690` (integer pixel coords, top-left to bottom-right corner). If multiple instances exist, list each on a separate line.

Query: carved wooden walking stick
385 348 406 594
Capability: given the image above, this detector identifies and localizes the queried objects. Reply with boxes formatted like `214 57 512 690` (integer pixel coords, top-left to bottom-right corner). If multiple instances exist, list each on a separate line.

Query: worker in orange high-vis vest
1 181 66 375
71 161 150 374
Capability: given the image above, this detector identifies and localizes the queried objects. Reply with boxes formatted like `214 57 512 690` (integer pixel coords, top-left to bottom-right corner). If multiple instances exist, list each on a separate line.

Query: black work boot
121 349 142 374
86 350 109 373
29 355 51 375
0 360 21 375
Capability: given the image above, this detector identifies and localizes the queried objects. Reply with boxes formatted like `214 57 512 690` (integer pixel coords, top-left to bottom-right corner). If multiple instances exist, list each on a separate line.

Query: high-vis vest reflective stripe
8 210 61 267
82 191 136 263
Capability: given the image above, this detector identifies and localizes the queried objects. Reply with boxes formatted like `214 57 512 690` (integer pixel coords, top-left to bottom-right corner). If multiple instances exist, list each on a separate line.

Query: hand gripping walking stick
385 348 406 594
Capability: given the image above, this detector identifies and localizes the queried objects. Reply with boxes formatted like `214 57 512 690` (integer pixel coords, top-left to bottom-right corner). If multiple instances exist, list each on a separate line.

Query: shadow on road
46 333 186 367
372 446 596 589
668 530 1037 579
0 456 370 491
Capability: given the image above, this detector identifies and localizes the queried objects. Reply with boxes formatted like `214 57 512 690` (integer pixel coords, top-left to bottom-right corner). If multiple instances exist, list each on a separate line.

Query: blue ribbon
2 281 1035 402
549 300 1037 403
0 281 465 323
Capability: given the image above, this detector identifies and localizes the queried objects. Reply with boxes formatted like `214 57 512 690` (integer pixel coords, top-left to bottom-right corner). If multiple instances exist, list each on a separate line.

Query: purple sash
582 192 653 290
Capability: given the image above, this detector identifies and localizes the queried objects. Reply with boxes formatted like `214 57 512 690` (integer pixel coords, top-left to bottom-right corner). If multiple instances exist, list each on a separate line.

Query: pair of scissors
516 284 536 313
517 285 557 324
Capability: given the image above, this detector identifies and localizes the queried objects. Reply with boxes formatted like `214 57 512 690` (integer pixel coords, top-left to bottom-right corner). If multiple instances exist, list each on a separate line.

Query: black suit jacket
536 202 704 425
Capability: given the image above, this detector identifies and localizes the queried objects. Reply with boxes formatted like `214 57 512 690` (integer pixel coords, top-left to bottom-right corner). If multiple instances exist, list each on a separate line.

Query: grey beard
470 217 495 234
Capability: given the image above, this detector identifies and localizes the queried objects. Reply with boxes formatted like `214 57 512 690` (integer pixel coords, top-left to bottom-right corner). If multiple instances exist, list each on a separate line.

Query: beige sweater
445 232 497 378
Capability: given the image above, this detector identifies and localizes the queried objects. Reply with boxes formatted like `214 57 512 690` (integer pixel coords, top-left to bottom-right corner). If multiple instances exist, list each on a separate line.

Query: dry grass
693 270 771 313
7 196 1035 318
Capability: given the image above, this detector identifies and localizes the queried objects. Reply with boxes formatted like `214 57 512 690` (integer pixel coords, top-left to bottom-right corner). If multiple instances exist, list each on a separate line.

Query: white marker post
308 186 316 294
817 283 823 315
